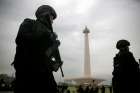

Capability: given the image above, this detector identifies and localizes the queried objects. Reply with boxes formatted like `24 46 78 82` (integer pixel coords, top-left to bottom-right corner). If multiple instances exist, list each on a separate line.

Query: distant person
94 87 98 93
112 39 140 93
101 86 105 93
12 5 63 93
89 87 94 93
85 86 89 93
77 85 84 93
109 86 112 93
67 89 70 93
0 79 6 90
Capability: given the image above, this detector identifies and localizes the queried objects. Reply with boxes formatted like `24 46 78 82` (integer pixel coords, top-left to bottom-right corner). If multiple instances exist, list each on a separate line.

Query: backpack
12 18 36 69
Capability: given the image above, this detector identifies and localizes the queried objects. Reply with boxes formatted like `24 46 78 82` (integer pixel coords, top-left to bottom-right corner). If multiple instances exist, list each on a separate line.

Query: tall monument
83 26 91 77
64 26 103 85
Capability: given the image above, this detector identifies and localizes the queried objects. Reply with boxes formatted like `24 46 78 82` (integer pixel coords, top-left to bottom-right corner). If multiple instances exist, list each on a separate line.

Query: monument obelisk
64 26 103 85
83 26 91 77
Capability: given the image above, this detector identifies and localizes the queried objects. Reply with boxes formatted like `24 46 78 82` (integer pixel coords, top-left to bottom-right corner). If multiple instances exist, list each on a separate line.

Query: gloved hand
52 61 63 72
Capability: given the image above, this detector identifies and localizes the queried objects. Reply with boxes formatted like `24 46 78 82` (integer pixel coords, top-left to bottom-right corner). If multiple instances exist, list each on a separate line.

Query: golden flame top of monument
83 26 90 33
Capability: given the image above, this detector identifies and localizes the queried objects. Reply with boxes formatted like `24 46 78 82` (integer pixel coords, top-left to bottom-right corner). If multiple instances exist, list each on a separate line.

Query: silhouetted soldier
12 5 63 93
112 39 140 93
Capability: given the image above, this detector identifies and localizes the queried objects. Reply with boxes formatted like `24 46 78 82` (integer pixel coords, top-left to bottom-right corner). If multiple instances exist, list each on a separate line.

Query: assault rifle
46 32 64 77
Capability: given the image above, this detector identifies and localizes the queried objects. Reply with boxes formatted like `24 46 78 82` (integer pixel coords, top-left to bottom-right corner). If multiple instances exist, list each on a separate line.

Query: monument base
64 77 104 86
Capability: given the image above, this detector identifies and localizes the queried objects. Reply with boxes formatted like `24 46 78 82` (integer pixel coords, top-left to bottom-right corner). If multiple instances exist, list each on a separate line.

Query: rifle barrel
60 66 64 77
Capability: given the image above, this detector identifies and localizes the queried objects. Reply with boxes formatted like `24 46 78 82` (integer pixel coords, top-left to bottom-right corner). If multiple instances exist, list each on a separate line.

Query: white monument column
83 26 91 77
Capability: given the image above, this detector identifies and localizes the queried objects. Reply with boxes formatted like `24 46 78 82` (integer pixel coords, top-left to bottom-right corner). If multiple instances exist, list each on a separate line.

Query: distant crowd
57 84 113 93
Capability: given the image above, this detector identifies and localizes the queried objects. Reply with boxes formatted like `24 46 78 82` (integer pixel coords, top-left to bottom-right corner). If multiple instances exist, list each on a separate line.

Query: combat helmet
35 5 57 20
116 39 130 49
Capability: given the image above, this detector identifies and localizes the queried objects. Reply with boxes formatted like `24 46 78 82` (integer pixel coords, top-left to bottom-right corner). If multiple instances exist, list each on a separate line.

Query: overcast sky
0 0 140 81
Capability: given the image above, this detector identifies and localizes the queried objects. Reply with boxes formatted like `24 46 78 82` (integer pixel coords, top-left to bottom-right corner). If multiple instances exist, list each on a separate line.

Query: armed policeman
112 39 140 93
13 5 63 93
